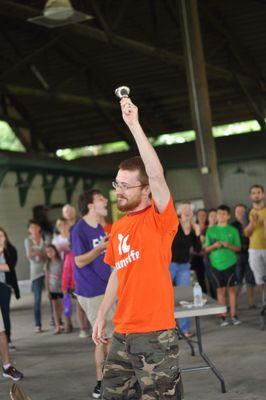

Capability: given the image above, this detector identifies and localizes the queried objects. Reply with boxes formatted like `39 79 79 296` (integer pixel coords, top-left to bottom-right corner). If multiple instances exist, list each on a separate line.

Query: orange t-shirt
103 223 112 235
104 197 179 334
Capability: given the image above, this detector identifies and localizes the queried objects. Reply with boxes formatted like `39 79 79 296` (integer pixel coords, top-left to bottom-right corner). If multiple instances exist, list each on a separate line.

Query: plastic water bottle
193 282 203 307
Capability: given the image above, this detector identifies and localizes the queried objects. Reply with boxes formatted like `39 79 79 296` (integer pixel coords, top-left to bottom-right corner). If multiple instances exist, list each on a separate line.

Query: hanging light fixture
28 0 93 28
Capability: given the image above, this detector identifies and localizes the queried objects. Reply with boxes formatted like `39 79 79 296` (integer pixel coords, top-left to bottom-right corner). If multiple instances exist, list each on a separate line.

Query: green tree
0 121 25 152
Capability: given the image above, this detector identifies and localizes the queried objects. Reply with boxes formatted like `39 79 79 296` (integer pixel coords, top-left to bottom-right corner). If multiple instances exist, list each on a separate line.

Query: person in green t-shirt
205 205 241 327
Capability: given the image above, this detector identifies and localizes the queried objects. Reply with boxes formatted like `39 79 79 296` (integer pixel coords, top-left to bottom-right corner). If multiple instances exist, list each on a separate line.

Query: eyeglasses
112 181 145 191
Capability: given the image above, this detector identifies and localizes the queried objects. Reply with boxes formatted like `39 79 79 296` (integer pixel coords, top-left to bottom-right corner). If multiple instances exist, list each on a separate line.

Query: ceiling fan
28 0 93 28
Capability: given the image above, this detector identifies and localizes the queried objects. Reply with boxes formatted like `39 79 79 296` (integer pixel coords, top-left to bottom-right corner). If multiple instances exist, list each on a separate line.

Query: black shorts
50 292 63 300
236 253 256 286
210 264 237 288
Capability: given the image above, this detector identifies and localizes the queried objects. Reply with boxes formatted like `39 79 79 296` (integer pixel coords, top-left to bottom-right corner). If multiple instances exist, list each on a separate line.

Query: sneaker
35 326 42 333
183 331 194 338
219 317 229 327
2 365 23 381
79 329 88 338
231 316 242 326
8 342 16 351
92 382 102 399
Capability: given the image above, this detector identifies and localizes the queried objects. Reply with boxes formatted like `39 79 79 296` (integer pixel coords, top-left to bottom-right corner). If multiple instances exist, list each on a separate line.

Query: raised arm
120 97 170 213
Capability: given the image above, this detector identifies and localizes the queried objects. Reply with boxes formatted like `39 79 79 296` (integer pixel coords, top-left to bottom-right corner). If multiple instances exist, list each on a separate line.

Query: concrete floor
0 292 265 400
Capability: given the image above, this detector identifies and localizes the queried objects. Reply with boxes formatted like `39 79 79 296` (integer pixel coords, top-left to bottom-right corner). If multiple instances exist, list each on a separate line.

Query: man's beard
117 196 141 212
253 198 263 204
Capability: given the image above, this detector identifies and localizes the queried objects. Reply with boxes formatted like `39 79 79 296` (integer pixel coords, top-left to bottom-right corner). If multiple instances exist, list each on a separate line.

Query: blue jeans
31 276 44 327
169 262 191 333
0 282 11 342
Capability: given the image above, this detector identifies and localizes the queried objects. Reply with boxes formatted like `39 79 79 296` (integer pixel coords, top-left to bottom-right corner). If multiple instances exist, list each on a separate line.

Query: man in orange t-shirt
92 97 183 399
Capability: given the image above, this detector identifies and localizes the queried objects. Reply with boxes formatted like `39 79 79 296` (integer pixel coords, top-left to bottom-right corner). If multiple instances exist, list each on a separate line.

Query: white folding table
174 286 227 393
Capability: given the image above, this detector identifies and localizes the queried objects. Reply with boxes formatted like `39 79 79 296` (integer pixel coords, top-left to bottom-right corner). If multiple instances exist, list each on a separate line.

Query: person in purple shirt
70 189 113 399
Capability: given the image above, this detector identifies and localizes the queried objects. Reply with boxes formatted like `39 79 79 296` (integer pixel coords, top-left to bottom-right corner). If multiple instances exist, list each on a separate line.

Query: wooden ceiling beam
201 7 266 130
232 74 266 130
90 0 112 40
0 28 62 84
201 6 266 90
0 1 257 88
112 0 132 31
4 84 117 110
46 134 122 148
36 114 96 127
72 25 255 87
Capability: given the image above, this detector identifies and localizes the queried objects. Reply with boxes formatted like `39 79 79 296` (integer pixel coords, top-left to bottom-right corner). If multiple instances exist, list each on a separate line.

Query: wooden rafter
201 6 266 128
201 6 265 89
4 84 117 110
0 0 258 89
0 29 62 84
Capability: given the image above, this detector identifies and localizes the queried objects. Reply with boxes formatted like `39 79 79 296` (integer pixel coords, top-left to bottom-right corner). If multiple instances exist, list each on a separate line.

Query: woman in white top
52 218 70 260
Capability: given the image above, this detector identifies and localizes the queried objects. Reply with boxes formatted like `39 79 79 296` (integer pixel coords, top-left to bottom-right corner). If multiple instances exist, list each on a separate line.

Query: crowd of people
0 97 266 400
167 184 266 339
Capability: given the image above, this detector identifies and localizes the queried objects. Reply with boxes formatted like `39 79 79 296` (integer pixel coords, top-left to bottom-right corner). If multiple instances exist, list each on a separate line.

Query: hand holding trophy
115 86 138 127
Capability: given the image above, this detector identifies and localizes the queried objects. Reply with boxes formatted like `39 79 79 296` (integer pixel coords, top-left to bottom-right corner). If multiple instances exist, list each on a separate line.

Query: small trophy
115 86 130 99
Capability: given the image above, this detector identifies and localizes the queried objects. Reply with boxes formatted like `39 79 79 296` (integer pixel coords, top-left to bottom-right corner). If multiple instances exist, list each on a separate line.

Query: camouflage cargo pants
102 328 183 400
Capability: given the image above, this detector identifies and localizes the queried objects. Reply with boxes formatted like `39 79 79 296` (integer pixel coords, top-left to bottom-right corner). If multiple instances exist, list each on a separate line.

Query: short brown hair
234 203 246 210
249 184 264 193
78 189 102 216
118 156 149 185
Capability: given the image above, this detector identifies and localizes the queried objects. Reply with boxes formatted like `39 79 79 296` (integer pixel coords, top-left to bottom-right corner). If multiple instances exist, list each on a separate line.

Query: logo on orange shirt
118 233 130 255
115 233 140 270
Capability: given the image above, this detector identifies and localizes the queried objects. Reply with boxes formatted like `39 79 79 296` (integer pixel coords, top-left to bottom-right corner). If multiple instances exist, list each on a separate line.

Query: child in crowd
52 218 70 260
202 209 217 299
45 245 63 334
62 250 89 337
205 205 242 326
62 204 77 228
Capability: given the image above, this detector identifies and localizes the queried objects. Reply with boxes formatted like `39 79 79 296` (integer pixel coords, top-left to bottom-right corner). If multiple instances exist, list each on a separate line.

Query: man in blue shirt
71 189 112 399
